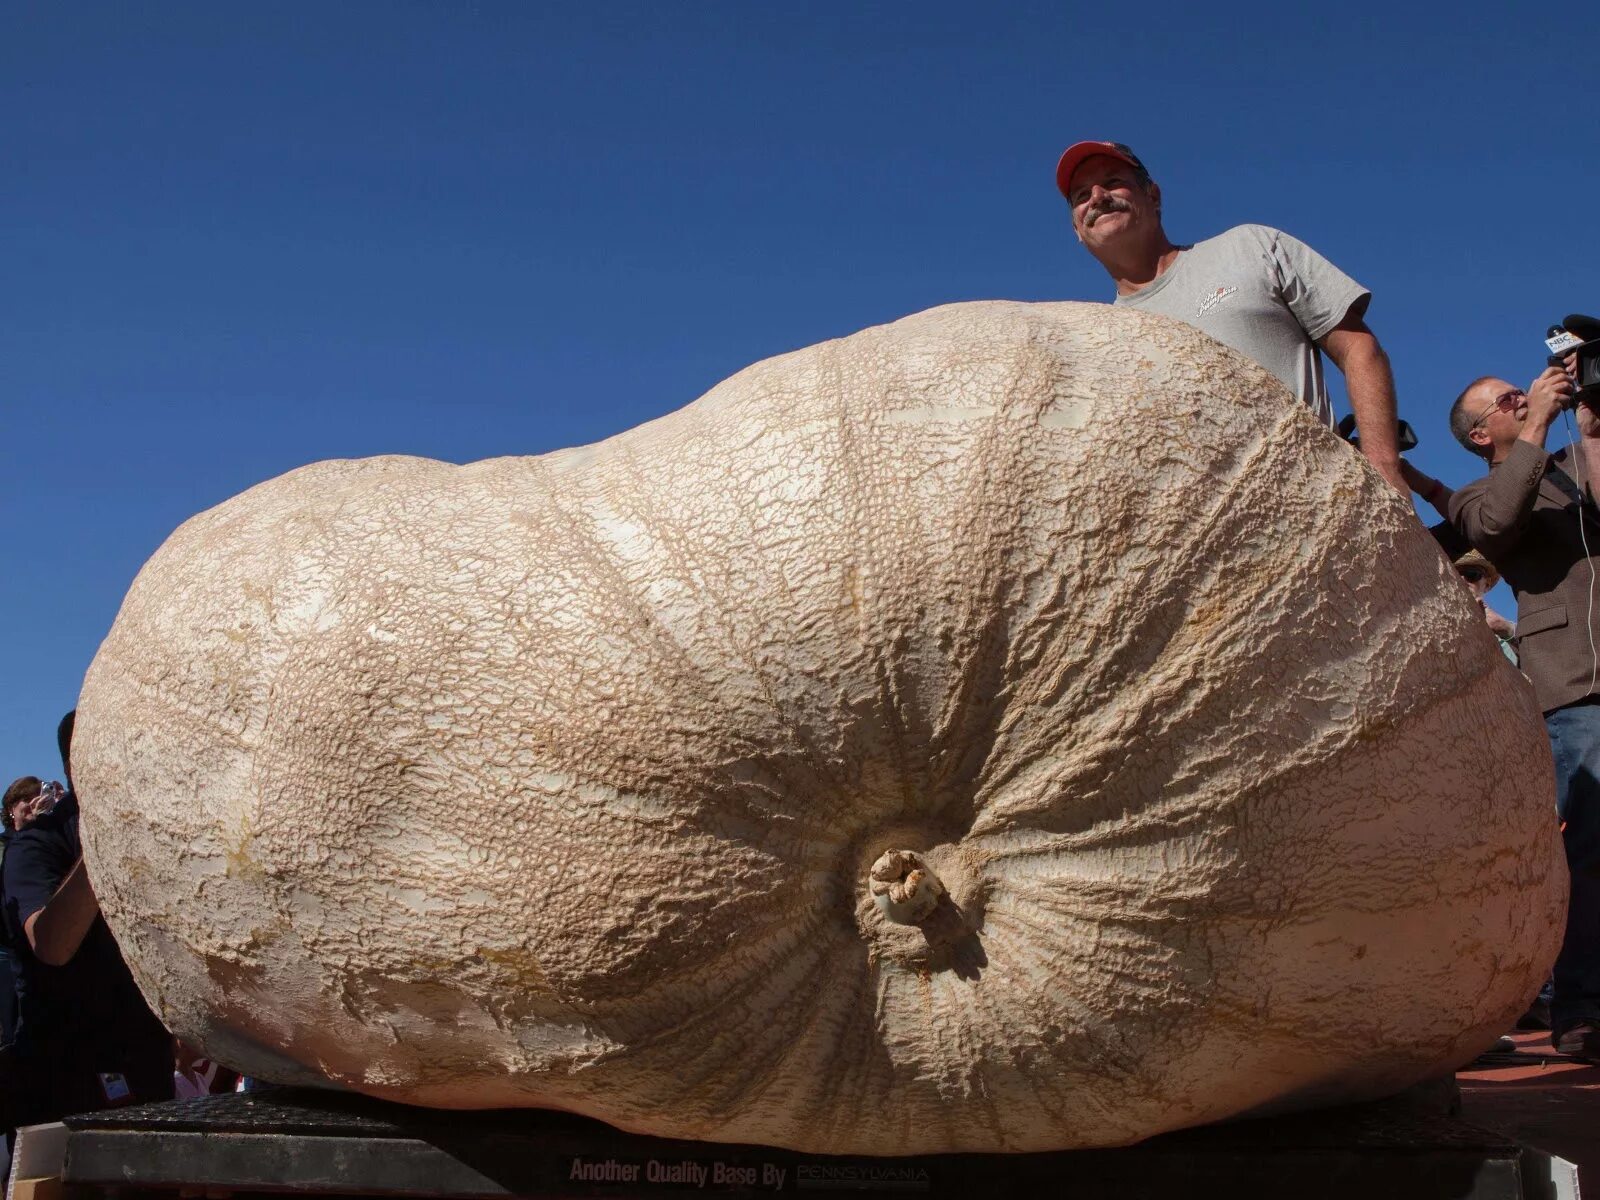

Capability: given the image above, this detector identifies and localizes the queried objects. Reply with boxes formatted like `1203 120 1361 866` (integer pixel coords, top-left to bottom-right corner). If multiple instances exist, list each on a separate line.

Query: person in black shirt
0 713 171 1125
0 775 45 1049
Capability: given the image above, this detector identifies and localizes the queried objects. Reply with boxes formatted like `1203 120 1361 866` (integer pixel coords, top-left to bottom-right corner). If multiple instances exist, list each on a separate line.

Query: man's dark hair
1450 376 1499 459
3 776 41 833
57 709 75 781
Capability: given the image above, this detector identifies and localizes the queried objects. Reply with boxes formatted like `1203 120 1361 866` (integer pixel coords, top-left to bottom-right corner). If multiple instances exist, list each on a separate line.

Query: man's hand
1484 605 1516 640
1526 365 1577 429
1320 314 1405 497
1575 398 1600 440
1556 352 1600 438
1513 367 1573 459
1365 454 1409 497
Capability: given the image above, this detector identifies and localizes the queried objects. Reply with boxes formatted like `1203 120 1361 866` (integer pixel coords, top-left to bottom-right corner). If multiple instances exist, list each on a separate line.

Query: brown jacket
1449 438 1600 713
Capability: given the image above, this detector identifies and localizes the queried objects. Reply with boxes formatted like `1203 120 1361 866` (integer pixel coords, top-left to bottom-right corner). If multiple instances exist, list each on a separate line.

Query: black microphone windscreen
1565 313 1600 341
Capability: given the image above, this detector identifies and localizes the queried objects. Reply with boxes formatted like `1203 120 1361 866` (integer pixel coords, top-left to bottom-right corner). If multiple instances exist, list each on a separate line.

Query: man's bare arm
1320 314 1405 497
1399 459 1452 520
23 857 100 967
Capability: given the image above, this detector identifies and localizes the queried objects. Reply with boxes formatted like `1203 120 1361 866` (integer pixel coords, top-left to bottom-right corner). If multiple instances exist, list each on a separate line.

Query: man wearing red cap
1056 141 1404 496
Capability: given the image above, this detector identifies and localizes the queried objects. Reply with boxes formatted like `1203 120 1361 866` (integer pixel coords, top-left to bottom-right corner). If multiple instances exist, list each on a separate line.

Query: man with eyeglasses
1448 360 1597 1061
1056 140 1406 497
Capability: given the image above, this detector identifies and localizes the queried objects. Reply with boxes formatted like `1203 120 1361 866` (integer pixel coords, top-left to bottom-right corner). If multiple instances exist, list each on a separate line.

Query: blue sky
4 1 1598 779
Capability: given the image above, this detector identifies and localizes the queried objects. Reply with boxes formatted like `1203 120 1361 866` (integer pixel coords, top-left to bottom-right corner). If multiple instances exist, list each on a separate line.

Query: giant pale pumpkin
77 302 1563 1155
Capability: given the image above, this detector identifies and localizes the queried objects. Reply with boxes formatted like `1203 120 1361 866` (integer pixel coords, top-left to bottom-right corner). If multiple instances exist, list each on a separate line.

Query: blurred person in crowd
4 779 59 840
0 712 172 1124
1449 358 1597 1059
173 1038 240 1100
0 774 69 1165
0 774 65 1048
0 776 46 1051
1056 139 1405 496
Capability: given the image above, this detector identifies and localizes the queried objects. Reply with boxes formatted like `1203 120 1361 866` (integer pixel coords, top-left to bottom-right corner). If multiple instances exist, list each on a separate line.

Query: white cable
1559 407 1599 697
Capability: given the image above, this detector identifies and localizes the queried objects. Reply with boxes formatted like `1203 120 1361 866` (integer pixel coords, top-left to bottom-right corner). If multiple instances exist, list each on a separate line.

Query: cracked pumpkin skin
77 302 1563 1155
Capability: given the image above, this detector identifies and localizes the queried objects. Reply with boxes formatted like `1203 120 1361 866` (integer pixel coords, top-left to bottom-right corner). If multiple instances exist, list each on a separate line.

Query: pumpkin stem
869 850 946 925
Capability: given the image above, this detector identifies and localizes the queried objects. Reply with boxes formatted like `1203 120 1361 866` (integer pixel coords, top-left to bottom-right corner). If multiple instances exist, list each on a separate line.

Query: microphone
1548 323 1586 356
1565 313 1600 342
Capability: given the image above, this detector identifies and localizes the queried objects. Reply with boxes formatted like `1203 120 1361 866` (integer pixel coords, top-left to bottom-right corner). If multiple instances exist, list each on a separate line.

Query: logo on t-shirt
1195 285 1238 319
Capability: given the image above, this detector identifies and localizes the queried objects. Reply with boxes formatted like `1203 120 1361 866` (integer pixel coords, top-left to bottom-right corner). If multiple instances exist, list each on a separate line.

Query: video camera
1336 414 1417 451
1546 313 1600 403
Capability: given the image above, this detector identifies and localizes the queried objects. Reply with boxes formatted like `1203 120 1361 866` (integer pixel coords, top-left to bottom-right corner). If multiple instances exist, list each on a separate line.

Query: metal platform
18 1083 1576 1199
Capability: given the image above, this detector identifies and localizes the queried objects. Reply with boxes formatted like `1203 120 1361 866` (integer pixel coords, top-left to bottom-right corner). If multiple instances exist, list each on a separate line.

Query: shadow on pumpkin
920 894 987 981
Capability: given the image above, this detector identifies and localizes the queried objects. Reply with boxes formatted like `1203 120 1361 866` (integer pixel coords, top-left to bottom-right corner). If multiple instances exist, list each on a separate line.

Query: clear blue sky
4 1 1597 780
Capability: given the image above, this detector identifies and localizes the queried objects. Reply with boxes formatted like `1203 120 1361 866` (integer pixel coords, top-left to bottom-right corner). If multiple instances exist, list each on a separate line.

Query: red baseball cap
1055 141 1149 200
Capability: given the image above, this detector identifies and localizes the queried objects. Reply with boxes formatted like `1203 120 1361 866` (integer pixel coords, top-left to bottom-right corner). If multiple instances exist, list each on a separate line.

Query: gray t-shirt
1113 224 1369 428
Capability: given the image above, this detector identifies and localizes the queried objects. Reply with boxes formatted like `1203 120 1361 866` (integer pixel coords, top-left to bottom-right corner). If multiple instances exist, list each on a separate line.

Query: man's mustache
1086 198 1131 226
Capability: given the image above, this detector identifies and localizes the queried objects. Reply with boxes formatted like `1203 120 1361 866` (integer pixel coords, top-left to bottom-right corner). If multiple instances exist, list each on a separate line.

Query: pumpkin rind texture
77 302 1564 1154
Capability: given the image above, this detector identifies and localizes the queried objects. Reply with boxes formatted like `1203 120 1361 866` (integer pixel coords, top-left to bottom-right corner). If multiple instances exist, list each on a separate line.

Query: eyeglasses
1470 388 1525 429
